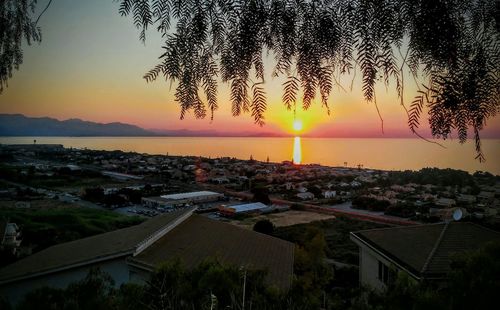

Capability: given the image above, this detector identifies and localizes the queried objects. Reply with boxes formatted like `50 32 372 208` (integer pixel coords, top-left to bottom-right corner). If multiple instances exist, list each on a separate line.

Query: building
296 192 314 200
102 171 144 181
435 197 456 208
477 191 495 203
142 191 224 209
457 194 476 204
350 222 500 291
0 222 22 254
0 208 294 305
323 190 336 199
219 202 268 216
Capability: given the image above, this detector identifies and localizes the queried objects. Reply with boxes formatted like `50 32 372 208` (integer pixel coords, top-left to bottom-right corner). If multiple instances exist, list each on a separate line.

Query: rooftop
160 191 222 200
0 208 294 290
351 222 500 279
129 215 294 290
224 202 268 213
0 209 192 284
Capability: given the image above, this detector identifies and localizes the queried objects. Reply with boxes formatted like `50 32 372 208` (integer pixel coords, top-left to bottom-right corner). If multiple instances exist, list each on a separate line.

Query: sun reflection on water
293 136 302 164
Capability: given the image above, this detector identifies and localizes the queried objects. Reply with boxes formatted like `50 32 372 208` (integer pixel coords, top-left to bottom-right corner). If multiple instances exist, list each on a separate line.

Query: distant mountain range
0 114 154 136
0 114 283 137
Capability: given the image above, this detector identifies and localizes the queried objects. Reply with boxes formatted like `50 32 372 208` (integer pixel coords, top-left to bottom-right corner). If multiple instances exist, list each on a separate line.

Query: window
378 261 389 285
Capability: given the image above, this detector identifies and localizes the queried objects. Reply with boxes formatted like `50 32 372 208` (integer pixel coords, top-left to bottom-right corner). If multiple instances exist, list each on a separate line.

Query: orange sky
0 0 499 138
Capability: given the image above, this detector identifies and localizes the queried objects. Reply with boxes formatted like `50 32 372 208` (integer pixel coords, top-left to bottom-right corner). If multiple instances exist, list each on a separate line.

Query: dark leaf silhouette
2 1 498 160
0 0 43 93
115 0 498 159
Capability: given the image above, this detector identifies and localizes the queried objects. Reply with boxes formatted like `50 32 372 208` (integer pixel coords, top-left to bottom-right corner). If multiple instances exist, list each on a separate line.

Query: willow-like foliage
3 1 497 160
0 0 41 93
116 0 498 159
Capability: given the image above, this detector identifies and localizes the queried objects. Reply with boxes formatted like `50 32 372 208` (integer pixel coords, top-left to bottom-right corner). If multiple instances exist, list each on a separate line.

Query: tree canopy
1 1 498 159
0 0 43 93
116 0 499 160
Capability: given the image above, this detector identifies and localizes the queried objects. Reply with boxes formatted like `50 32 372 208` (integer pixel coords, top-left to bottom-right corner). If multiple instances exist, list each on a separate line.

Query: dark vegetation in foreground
274 217 386 265
3 242 498 310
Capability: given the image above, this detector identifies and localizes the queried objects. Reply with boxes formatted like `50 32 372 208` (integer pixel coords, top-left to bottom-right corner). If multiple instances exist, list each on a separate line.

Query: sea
0 137 499 175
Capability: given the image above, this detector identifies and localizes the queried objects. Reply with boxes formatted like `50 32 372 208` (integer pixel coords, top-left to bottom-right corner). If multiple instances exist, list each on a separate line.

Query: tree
117 0 499 160
251 184 271 204
0 0 52 93
253 219 275 234
291 227 333 308
307 185 323 199
143 258 282 309
2 1 498 160
446 241 500 310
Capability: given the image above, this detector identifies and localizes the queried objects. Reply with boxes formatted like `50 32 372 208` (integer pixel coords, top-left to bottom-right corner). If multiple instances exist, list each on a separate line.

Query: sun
293 119 303 132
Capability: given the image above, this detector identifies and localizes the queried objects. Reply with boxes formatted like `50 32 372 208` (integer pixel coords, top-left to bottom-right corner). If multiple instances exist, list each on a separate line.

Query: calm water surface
0 137 499 174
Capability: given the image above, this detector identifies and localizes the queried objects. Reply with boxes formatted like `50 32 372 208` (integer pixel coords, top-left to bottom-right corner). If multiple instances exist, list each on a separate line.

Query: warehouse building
219 202 269 216
142 191 224 209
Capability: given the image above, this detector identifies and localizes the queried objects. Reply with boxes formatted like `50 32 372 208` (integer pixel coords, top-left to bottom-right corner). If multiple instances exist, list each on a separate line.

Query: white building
160 191 223 202
350 181 362 188
323 190 337 199
142 191 224 209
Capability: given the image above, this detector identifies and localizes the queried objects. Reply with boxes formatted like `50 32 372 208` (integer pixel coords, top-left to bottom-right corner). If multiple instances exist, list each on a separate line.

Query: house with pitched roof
0 208 294 305
350 222 500 291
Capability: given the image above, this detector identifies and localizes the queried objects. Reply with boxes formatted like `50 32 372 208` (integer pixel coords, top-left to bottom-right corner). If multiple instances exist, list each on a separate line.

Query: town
1 143 498 224
1 143 499 309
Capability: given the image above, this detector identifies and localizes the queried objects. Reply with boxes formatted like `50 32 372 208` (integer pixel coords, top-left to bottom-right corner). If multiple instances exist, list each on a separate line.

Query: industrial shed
142 191 224 209
219 202 269 216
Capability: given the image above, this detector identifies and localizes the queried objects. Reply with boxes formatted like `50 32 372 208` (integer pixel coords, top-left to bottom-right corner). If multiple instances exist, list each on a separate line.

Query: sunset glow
293 136 302 164
1 1 499 307
293 119 303 132
1 0 499 139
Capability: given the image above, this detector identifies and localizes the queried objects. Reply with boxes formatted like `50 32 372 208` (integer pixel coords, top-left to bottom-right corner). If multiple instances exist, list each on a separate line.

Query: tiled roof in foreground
0 209 294 291
0 208 192 284
351 222 500 278
130 215 295 290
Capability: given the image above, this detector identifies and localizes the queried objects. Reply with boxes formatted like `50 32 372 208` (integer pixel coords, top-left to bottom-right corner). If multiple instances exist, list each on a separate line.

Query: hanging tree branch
35 0 54 26
2 0 497 161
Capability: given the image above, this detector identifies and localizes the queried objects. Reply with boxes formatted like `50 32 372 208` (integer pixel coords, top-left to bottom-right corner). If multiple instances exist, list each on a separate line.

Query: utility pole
210 291 217 310
241 267 247 310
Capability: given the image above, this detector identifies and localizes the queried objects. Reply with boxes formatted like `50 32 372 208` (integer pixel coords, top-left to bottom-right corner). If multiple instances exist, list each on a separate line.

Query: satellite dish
452 208 463 221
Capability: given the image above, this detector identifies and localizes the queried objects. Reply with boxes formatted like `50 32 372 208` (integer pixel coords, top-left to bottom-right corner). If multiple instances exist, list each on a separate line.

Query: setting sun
293 119 303 132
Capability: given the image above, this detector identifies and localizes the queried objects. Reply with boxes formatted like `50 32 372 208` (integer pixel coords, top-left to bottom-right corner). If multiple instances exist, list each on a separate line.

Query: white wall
359 246 388 291
0 258 130 306
351 235 409 292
